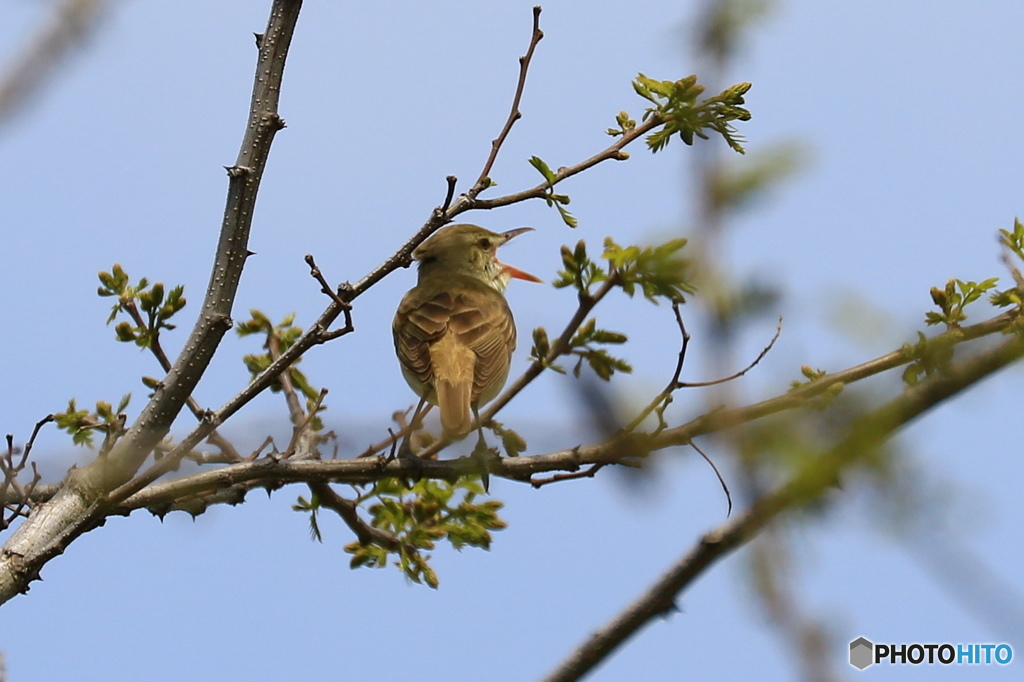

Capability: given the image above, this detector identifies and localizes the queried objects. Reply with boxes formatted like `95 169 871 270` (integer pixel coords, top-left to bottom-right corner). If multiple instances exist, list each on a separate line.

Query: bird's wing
393 288 448 393
445 284 516 405
394 276 516 405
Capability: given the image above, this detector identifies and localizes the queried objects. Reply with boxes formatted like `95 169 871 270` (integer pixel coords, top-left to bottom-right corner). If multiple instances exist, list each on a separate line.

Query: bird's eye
478 238 492 249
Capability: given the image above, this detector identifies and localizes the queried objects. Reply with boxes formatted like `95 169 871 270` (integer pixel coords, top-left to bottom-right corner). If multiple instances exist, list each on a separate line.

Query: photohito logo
849 637 1013 670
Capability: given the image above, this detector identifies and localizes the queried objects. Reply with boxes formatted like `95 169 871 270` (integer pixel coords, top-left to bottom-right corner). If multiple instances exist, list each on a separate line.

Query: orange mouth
500 262 543 283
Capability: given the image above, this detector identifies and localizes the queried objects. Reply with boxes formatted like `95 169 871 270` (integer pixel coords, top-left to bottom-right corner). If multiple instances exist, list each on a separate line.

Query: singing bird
393 223 541 451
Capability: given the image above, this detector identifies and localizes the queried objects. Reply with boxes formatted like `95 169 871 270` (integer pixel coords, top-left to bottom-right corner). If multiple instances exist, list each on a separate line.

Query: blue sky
2 1 1023 680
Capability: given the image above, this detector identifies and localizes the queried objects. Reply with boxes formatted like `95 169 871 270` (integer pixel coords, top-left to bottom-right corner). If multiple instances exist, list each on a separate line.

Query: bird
393 223 541 484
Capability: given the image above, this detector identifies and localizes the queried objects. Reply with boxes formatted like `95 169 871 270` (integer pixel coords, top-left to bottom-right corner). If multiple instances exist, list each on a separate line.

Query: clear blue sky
2 1 1022 680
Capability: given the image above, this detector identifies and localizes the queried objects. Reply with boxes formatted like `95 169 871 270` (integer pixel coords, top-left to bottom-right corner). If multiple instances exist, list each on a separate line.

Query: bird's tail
430 331 475 438
437 379 473 438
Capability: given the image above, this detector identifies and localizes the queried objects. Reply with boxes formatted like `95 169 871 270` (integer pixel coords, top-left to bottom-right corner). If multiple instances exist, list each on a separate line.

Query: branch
542 331 1024 682
679 315 782 388
304 253 354 337
625 310 781 433
0 0 305 606
12 309 1016 521
120 298 243 462
98 0 301 484
469 5 544 194
469 114 663 211
308 482 404 551
658 309 1016 447
1 416 51 530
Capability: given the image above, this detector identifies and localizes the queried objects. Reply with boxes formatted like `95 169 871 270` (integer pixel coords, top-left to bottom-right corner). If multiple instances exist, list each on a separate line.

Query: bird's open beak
499 227 543 282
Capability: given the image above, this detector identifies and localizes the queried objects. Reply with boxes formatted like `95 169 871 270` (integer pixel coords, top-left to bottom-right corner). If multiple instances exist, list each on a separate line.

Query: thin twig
304 254 355 338
267 332 306 429
625 310 780 434
304 254 348 307
470 6 544 194
624 302 691 432
679 315 782 388
1 416 52 529
285 389 328 457
438 175 458 216
247 436 277 462
469 114 662 211
530 463 606 488
687 439 731 516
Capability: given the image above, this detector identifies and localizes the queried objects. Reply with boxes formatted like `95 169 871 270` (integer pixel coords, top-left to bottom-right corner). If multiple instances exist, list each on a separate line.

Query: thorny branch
3 306 1002 519
0 0 305 606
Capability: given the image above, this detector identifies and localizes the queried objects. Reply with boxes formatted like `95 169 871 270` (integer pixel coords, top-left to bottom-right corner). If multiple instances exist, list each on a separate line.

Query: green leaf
631 74 751 154
528 155 557 185
603 237 695 304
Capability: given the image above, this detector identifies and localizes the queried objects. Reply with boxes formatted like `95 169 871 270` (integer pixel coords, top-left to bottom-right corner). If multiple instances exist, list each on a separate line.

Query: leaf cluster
630 74 752 154
788 365 844 409
53 394 131 448
98 264 186 348
338 478 507 588
925 278 998 329
991 218 1024 311
553 240 607 297
603 237 695 304
531 320 631 382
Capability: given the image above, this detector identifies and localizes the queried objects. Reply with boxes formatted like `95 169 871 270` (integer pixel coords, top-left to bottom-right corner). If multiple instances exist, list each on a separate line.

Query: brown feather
393 274 516 437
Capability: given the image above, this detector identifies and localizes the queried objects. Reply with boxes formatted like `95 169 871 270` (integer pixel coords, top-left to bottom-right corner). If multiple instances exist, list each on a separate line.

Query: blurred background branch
0 0 114 134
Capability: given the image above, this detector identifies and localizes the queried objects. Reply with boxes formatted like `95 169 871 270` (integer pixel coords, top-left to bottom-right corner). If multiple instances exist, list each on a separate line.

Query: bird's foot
471 438 498 493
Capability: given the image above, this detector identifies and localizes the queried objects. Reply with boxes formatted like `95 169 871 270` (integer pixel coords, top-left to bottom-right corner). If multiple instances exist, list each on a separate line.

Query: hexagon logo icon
850 637 874 670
